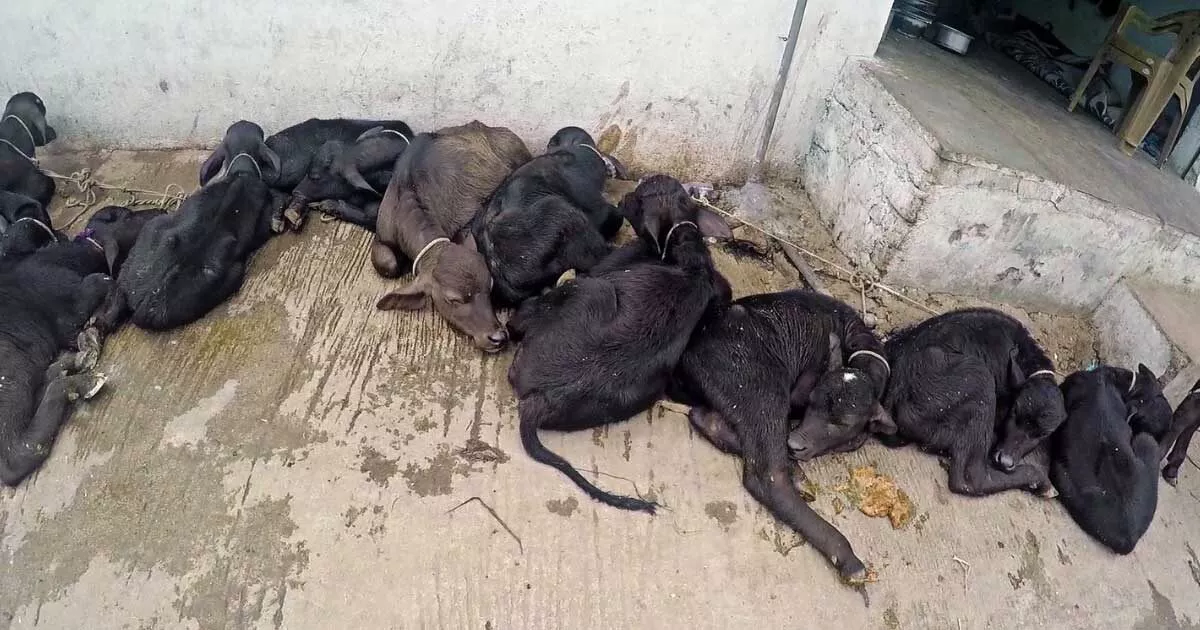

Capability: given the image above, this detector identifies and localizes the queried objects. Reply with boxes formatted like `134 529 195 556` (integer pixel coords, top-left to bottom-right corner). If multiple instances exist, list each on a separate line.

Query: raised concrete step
1095 281 1200 405
801 36 1200 315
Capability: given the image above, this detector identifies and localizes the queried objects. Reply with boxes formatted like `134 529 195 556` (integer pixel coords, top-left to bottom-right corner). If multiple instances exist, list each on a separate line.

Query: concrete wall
765 0 895 173
0 0 891 182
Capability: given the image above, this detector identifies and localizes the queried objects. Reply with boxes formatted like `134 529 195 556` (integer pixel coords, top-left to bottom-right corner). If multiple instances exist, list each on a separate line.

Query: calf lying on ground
201 117 413 232
472 126 625 306
0 190 58 260
883 308 1066 496
0 92 57 208
0 208 152 486
372 121 532 352
670 289 890 583
302 127 417 231
94 122 281 332
1162 379 1200 486
1052 366 1170 553
508 175 731 513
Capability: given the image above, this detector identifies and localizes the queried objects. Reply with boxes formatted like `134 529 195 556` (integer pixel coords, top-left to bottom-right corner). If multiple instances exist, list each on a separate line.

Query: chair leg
1069 51 1107 113
1158 89 1190 168
1118 69 1177 156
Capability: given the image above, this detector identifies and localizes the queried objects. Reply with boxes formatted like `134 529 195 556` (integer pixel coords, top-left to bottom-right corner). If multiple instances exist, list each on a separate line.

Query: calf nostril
995 452 1015 470
488 330 508 345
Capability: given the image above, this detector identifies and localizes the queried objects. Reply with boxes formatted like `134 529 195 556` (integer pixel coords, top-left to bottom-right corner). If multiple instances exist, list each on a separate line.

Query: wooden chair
1068 4 1200 167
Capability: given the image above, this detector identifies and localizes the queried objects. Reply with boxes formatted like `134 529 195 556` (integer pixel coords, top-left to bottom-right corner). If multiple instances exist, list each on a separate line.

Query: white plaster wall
0 0 893 181
766 0 894 172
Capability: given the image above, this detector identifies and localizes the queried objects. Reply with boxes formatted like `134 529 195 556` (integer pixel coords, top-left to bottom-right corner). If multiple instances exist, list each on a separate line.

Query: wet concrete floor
2 149 1200 629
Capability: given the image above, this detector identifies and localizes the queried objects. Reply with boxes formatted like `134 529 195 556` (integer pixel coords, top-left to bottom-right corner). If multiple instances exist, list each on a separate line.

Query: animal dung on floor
836 466 914 529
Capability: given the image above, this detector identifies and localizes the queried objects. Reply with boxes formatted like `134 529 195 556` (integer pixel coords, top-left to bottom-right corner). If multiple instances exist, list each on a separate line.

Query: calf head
0 215 59 259
376 235 506 353
1124 363 1172 438
0 190 51 234
199 121 281 186
3 92 57 146
292 127 409 201
992 356 1067 471
619 175 731 252
788 334 896 461
83 205 167 274
546 126 628 178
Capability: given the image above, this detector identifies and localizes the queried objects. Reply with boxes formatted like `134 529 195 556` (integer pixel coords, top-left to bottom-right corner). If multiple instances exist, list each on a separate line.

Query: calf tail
518 397 657 513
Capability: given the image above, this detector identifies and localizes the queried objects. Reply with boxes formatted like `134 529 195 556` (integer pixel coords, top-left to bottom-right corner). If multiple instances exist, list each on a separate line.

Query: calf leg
370 237 408 278
315 199 380 231
735 396 867 583
0 372 106 486
689 407 741 454
947 440 1052 497
1163 419 1200 486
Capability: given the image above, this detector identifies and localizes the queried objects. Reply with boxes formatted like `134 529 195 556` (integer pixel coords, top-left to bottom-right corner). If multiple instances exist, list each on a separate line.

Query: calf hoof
284 207 306 233
66 373 107 402
556 269 577 287
1164 469 1180 487
838 559 872 585
270 217 287 234
1036 485 1059 499
74 327 102 372
80 373 108 399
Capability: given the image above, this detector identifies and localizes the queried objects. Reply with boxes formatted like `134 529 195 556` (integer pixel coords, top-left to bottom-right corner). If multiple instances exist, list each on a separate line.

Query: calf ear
1008 353 1026 387
257 141 282 184
377 281 430 311
695 206 732 239
342 164 379 194
1137 363 1159 389
868 402 897 435
605 154 630 180
827 333 843 371
199 146 227 185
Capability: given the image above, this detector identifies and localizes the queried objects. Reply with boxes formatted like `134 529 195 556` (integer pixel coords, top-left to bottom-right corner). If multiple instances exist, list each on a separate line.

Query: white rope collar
227 152 263 180
412 237 450 276
1029 369 1057 382
3 114 38 148
83 237 103 253
578 143 616 177
847 349 891 377
661 221 698 260
0 138 35 163
1128 370 1137 394
380 129 411 145
13 216 57 241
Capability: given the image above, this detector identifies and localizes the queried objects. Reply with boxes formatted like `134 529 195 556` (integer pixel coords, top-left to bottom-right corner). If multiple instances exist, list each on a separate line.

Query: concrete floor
3 151 1200 629
873 36 1200 237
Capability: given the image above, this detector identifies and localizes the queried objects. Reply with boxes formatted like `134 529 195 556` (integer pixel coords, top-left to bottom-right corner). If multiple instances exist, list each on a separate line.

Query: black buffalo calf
473 126 625 306
200 117 414 232
0 209 150 485
508 175 731 513
295 126 416 231
670 289 890 583
1052 367 1168 553
0 92 57 208
94 122 282 332
883 308 1066 497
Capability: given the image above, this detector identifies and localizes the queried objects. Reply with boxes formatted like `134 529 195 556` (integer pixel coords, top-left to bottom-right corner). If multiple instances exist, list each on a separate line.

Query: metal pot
933 23 973 54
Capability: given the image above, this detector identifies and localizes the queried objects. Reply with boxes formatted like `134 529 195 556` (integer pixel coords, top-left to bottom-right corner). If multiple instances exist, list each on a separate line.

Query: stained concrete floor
873 35 1200 237
3 150 1200 629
